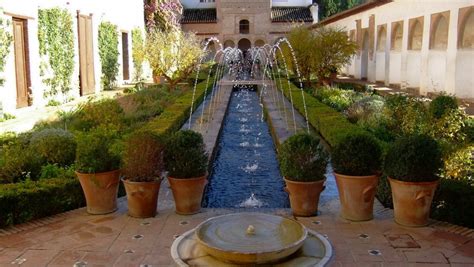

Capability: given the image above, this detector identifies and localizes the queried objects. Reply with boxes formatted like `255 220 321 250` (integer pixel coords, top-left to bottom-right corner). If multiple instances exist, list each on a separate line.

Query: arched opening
239 19 249 34
391 23 403 51
430 14 449 50
224 40 235 48
376 26 386 52
238 38 251 53
361 31 369 79
459 10 474 49
409 20 423 50
254 39 265 47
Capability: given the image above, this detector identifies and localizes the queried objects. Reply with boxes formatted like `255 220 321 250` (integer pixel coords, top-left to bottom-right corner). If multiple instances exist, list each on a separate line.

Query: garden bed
0 79 214 228
278 79 474 228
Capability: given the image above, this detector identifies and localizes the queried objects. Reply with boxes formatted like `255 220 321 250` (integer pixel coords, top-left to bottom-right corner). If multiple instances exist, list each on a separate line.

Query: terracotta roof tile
181 8 217 24
271 7 313 23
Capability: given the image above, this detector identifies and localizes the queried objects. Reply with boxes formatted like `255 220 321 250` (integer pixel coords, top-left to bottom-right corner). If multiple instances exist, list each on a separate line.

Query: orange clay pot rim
334 172 380 179
388 177 439 185
283 177 326 184
168 175 207 181
75 169 120 176
121 177 162 184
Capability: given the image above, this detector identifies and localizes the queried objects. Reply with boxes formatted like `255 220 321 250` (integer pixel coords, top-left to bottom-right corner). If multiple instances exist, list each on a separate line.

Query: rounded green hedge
384 134 442 182
332 132 382 176
30 128 76 166
278 133 328 182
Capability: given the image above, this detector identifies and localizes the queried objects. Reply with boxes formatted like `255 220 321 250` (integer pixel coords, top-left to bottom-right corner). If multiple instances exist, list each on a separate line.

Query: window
239 19 249 34
391 22 403 51
408 18 423 50
376 25 386 52
459 8 474 49
430 12 449 50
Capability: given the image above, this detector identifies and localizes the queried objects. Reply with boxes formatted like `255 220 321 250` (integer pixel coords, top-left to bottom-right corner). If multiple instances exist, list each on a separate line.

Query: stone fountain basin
194 213 307 264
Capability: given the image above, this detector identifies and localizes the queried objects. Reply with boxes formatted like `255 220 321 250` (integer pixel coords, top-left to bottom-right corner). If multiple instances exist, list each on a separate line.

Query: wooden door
78 14 95 95
121 32 130 81
12 18 30 108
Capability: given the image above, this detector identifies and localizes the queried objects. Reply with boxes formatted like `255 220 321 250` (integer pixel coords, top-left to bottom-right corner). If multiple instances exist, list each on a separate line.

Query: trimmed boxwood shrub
164 130 208 178
384 134 443 182
332 132 382 176
0 178 85 227
278 133 328 182
430 95 458 119
30 128 76 166
75 127 121 174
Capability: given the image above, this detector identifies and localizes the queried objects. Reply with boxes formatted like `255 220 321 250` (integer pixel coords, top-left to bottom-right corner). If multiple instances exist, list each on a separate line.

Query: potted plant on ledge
278 133 329 217
165 130 208 215
122 131 164 218
75 127 121 214
332 132 382 221
384 134 443 227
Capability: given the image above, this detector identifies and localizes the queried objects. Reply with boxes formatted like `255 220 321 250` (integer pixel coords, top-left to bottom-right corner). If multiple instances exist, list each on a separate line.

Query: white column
419 13 431 95
400 18 409 90
384 23 391 86
445 8 458 95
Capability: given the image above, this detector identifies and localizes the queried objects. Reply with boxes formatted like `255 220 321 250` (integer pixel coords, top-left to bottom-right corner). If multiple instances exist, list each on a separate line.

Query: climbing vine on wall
98 22 119 90
0 11 13 87
131 28 144 82
38 8 75 98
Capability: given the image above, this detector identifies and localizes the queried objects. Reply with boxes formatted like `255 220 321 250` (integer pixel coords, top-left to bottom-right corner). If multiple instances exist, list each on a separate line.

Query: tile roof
271 7 313 23
181 8 217 24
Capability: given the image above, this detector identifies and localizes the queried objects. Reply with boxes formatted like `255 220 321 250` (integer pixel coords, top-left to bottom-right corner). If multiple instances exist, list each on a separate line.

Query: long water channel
203 87 290 208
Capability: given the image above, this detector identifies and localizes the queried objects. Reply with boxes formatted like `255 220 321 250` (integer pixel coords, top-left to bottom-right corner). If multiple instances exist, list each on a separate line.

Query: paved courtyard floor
0 182 473 267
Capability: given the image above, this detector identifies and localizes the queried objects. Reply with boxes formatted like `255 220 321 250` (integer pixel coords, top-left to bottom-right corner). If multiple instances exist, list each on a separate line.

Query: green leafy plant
278 133 328 182
30 128 76 166
429 95 458 119
38 8 75 99
131 28 145 82
75 127 121 174
164 130 208 178
384 94 430 136
332 132 382 176
345 95 385 123
0 11 13 87
98 21 119 90
71 98 125 131
39 163 76 180
384 134 442 182
145 29 204 90
122 130 164 182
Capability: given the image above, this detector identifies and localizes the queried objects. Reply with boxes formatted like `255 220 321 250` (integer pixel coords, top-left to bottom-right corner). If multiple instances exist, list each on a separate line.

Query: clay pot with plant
75 127 121 215
165 130 208 215
384 134 443 227
122 131 164 218
278 133 329 217
332 132 382 221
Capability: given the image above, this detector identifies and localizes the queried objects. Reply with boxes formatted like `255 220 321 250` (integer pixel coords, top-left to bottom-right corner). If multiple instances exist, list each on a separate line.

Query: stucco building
316 0 474 99
180 0 318 50
0 0 144 114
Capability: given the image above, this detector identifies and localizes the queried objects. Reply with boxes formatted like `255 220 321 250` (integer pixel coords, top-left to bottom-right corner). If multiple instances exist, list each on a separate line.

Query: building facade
0 0 144 114
180 0 318 50
317 0 474 99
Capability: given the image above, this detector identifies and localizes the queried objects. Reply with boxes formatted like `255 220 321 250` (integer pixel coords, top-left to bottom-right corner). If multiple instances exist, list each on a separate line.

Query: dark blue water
203 89 290 208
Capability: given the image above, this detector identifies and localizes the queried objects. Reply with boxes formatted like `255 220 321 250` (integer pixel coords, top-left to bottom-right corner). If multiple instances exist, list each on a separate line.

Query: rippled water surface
203 89 290 208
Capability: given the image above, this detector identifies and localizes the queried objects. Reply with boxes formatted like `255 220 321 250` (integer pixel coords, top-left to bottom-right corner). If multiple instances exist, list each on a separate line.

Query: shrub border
0 79 213 228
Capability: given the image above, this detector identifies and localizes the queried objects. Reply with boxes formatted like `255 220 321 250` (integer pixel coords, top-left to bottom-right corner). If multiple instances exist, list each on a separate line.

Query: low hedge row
0 79 213 228
276 79 370 147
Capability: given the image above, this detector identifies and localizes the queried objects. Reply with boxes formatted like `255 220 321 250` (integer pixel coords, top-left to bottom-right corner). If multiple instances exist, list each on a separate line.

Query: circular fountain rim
170 221 333 267
194 212 308 256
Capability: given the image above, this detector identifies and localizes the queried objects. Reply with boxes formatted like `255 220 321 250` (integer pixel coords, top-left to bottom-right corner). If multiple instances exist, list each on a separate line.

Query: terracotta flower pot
122 178 162 218
388 178 438 227
284 178 326 217
168 176 208 215
76 170 120 215
334 173 379 221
